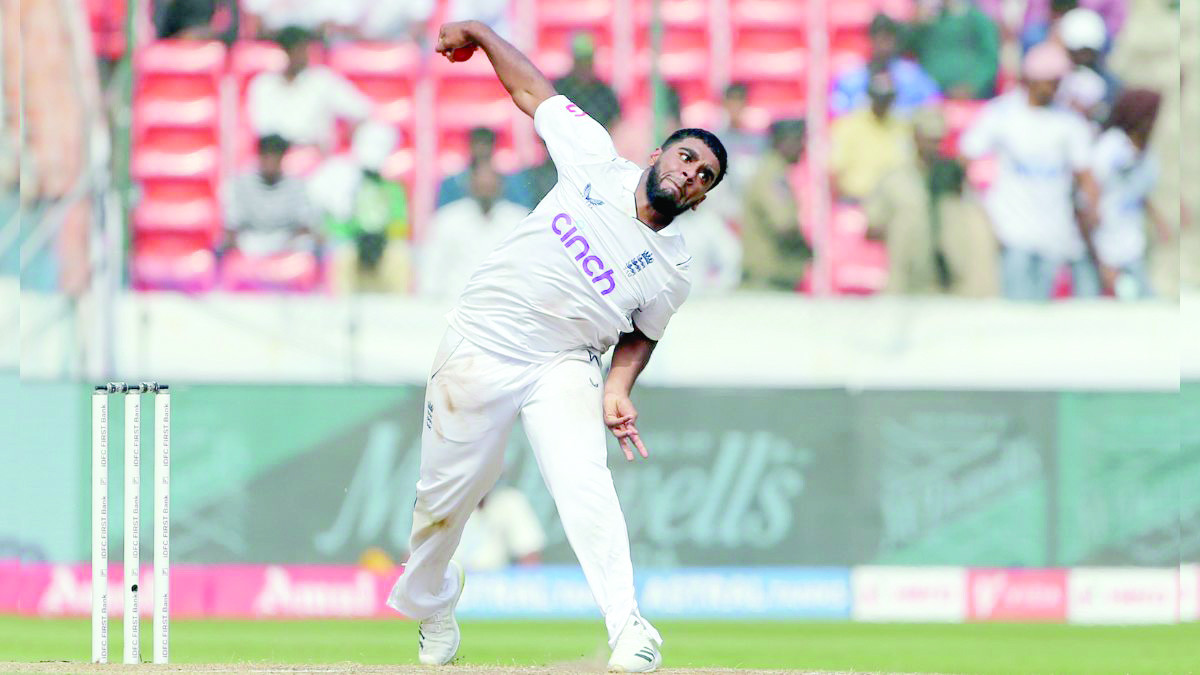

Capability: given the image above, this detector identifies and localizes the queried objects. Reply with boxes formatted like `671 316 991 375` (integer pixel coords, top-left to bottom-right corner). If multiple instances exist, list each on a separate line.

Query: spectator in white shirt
246 26 372 152
960 42 1104 300
421 161 529 299
1091 88 1168 299
222 134 319 256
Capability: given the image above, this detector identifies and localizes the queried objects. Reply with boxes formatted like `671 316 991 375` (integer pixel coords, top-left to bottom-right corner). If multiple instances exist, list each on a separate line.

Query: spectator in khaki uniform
739 119 810 291
866 108 998 296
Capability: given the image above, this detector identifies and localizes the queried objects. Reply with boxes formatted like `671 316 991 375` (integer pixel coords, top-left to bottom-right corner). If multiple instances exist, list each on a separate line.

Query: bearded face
645 161 691 218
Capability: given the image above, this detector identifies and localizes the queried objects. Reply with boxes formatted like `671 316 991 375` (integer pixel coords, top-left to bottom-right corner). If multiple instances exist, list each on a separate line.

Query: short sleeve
534 94 619 168
632 274 690 341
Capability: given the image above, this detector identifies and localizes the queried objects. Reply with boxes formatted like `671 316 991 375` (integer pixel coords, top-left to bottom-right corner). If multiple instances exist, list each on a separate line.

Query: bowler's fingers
618 432 635 461
629 428 649 459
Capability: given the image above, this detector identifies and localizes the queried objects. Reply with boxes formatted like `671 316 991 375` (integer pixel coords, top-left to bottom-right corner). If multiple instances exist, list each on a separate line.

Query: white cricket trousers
387 327 657 647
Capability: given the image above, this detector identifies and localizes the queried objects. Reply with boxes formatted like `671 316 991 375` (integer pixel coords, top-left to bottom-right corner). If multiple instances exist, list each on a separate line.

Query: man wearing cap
552 34 620 130
960 42 1105 299
830 69 913 201
1059 8 1122 111
740 119 810 291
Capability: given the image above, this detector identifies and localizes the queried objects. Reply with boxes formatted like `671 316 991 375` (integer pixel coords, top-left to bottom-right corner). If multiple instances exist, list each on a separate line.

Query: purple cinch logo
551 213 615 295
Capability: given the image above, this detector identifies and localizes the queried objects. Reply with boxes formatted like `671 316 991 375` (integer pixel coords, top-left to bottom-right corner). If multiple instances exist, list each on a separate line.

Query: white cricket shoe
417 560 465 666
607 613 662 672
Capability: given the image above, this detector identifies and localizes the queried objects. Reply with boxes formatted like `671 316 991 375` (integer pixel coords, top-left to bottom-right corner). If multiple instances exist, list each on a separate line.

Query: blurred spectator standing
907 0 1001 99
246 26 372 152
552 34 620 130
1090 89 1165 299
832 13 941 116
1059 9 1121 110
437 127 533 208
1022 0 1128 50
706 84 765 228
454 487 546 572
830 70 912 201
866 108 998 296
960 43 1102 300
1109 0 1183 295
154 0 239 43
1016 0 1079 52
715 83 766 168
309 123 412 294
222 134 320 256
421 161 528 299
739 120 810 291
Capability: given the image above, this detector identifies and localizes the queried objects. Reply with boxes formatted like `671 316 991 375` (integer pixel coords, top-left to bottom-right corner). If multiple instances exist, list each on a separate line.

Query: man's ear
689 195 707 211
648 148 663 165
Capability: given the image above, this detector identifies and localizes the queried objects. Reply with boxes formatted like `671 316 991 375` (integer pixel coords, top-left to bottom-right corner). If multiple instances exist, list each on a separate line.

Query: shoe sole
418 561 466 666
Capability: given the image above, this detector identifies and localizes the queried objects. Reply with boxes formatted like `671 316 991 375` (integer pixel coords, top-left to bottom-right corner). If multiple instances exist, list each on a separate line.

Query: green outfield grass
1 616 1197 673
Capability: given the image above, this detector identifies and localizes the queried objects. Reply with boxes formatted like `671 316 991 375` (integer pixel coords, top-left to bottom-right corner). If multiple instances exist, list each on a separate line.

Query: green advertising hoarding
5 379 1193 567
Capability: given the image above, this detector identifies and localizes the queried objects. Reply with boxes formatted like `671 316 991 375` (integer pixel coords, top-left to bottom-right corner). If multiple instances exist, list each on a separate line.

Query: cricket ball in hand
448 45 477 62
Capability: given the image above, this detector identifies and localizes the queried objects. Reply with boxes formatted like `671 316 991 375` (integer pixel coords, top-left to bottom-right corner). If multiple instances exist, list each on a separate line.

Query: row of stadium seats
127 0 935 293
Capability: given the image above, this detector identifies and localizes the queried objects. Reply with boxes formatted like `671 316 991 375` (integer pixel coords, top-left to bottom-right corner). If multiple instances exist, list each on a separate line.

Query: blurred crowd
11 0 1190 301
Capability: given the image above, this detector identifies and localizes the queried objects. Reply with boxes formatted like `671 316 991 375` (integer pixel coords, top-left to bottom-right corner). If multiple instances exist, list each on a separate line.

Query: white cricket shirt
1090 127 1158 268
960 90 1094 260
447 95 692 362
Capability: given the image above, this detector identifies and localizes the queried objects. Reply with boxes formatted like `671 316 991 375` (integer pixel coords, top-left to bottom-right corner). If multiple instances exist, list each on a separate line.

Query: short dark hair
468 126 497 144
660 128 728 189
724 82 749 99
869 13 900 37
1106 88 1161 137
276 26 312 50
768 118 806 145
258 134 290 155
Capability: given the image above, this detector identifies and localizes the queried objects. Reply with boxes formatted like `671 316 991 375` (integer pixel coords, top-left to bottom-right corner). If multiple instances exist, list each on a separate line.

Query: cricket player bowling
386 19 728 672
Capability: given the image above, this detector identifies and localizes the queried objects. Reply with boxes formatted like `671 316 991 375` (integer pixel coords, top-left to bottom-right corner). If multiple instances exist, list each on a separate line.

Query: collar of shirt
618 162 682 238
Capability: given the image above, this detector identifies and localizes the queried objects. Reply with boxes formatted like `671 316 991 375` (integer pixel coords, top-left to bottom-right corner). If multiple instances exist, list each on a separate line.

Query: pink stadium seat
330 43 420 127
229 41 287 84
132 143 220 183
967 157 998 191
131 240 218 292
535 0 613 31
133 193 221 247
219 250 322 292
633 0 709 29
535 0 614 60
823 205 888 294
731 48 807 117
136 41 225 99
831 234 889 295
133 96 219 141
731 0 806 52
941 99 987 155
627 44 712 109
830 0 877 32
